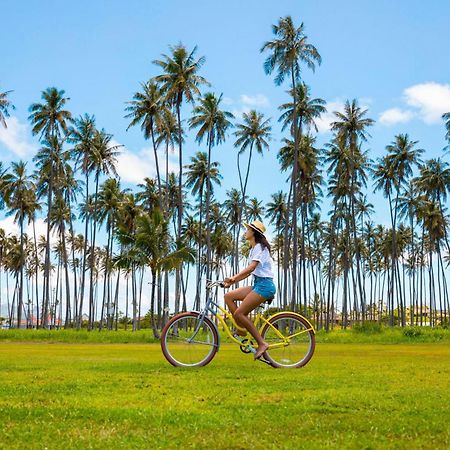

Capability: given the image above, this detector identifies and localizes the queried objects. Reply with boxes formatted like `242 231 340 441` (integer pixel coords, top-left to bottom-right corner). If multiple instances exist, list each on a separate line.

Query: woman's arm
224 261 259 287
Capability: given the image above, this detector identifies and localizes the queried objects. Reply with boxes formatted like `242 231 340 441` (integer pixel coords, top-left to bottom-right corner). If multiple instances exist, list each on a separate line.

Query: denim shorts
252 275 276 302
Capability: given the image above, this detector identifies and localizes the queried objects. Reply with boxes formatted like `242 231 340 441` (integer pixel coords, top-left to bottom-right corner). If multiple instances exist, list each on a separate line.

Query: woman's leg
233 291 268 356
224 286 252 335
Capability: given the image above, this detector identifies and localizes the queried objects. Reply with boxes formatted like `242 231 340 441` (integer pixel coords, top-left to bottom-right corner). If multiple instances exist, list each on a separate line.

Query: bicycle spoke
161 314 218 367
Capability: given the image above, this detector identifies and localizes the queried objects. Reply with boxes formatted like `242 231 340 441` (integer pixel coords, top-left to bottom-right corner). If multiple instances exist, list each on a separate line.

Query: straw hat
243 220 266 237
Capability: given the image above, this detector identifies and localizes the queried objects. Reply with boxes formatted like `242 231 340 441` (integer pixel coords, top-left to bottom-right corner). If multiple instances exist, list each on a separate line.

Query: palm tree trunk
42 164 54 328
150 269 160 339
61 223 71 328
88 172 100 330
17 216 24 328
290 68 299 310
78 173 90 329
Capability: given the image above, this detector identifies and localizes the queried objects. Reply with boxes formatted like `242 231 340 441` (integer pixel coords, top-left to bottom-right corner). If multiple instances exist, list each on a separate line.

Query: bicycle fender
268 311 316 334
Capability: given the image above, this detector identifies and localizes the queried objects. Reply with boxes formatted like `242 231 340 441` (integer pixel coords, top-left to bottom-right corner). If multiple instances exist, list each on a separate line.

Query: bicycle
161 280 316 368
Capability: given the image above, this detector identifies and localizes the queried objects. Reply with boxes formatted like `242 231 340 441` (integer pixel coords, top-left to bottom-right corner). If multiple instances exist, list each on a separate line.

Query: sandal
254 343 269 360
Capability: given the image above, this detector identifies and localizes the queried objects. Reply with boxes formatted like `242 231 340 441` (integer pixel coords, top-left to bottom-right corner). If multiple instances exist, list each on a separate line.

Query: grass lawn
0 341 449 449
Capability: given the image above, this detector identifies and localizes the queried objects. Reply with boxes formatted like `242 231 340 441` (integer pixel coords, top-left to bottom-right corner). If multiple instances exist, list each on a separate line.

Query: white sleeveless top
248 243 274 278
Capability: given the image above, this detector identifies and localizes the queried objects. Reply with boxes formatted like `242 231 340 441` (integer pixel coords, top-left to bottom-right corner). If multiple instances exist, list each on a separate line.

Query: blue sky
1 0 450 234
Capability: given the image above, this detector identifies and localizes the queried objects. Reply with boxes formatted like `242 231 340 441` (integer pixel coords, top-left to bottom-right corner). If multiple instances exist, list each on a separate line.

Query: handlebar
206 280 225 289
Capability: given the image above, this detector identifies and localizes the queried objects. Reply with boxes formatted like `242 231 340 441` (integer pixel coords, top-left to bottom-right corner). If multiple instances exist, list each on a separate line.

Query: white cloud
240 94 270 108
0 216 56 244
315 98 373 134
403 82 450 124
222 96 234 105
379 108 415 125
27 218 50 240
315 101 345 133
115 141 178 185
0 116 36 157
231 106 251 120
0 216 18 235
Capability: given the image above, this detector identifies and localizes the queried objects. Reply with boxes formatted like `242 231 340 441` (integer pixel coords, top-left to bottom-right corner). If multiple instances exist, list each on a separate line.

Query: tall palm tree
189 92 233 300
69 114 96 326
0 87 15 128
443 112 450 147
29 87 72 327
266 191 287 307
233 110 272 223
125 80 165 193
153 43 209 313
184 151 222 308
261 16 322 307
116 209 194 337
87 129 120 329
33 136 69 327
278 83 326 136
247 197 265 221
155 107 182 216
330 100 374 323
373 134 423 325
97 178 125 329
224 188 244 277
3 162 38 327
28 87 72 140
153 44 209 233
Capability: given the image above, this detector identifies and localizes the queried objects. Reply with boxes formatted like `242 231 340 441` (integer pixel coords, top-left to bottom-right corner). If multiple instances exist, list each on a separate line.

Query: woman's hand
223 276 235 288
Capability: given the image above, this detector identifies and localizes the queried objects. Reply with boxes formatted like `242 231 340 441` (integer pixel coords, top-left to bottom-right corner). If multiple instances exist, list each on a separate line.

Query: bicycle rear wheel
261 313 315 368
161 312 219 367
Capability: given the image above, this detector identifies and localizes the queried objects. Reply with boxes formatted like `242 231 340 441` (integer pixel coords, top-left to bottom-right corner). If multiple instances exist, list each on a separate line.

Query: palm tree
3 162 39 327
28 87 72 140
33 136 68 327
415 158 450 251
233 110 272 223
154 44 209 233
266 191 287 306
373 134 423 325
29 87 72 327
189 92 233 301
87 129 120 329
184 151 222 308
443 112 450 147
330 100 374 323
224 188 244 277
261 16 322 308
125 80 165 193
116 209 194 337
97 178 126 329
0 87 15 128
49 194 72 326
155 107 182 215
69 114 97 326
247 197 265 221
278 83 326 136
153 43 209 313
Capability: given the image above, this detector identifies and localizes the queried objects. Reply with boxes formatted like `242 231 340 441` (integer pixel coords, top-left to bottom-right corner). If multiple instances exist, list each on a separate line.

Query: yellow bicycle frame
212 304 315 351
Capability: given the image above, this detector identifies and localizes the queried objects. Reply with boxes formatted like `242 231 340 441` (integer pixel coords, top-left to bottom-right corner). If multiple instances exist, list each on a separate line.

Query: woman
223 220 276 360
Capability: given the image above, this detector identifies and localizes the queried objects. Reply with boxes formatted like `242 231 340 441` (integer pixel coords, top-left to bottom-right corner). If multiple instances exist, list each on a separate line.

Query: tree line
0 16 449 335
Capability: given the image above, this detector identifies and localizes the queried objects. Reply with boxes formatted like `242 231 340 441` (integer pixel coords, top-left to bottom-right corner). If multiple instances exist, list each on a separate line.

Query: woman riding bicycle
223 220 276 360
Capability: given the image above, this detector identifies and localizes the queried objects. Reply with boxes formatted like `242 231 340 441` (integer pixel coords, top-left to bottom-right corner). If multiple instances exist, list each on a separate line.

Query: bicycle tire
161 311 219 367
261 312 315 368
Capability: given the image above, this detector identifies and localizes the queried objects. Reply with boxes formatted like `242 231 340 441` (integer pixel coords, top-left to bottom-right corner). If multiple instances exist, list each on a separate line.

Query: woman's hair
253 229 271 254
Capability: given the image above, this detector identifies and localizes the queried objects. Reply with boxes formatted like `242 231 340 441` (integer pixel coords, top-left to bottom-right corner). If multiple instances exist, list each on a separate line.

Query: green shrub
352 321 383 334
403 327 423 338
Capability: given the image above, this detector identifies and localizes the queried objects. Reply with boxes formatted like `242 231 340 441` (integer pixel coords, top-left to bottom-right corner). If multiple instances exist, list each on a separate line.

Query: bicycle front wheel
261 313 315 368
161 312 219 367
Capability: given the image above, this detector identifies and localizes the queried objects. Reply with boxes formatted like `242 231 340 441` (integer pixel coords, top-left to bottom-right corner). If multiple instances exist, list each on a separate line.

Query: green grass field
0 339 449 449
